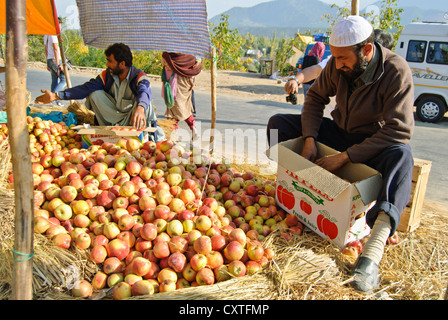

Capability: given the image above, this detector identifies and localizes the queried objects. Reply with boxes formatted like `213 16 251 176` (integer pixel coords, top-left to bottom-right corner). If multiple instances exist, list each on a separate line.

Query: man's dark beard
339 53 369 81
109 65 124 76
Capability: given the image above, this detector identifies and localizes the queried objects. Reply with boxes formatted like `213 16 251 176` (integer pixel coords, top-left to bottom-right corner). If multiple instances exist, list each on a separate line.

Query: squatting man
35 43 164 142
267 16 414 292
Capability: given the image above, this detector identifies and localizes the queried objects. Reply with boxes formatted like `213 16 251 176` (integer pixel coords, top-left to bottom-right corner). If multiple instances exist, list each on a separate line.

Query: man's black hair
105 43 133 67
374 29 394 50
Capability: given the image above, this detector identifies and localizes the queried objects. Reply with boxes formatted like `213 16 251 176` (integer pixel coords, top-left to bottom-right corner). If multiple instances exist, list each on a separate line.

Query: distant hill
209 0 447 37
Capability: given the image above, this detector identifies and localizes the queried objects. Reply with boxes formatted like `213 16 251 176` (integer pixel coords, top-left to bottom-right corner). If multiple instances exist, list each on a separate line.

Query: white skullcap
329 15 373 47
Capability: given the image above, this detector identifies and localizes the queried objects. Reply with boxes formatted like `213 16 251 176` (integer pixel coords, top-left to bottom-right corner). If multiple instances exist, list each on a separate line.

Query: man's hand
35 89 59 104
284 78 299 95
315 152 350 173
130 105 146 130
301 137 318 162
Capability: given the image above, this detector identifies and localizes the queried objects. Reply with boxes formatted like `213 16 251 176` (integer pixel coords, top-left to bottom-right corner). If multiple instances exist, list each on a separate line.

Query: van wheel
416 96 447 123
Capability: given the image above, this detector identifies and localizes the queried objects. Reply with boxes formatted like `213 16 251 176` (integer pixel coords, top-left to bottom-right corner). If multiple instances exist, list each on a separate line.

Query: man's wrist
288 77 299 85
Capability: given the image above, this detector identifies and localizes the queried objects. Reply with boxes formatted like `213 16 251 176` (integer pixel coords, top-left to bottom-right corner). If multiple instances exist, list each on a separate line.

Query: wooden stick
58 36 72 89
351 0 359 15
6 0 34 300
209 47 217 155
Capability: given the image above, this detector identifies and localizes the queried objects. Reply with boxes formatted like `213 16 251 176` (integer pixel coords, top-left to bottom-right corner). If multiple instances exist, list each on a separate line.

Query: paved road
2 67 446 205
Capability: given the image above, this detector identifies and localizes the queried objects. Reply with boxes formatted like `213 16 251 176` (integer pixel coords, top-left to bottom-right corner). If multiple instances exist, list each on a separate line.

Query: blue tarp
75 0 211 58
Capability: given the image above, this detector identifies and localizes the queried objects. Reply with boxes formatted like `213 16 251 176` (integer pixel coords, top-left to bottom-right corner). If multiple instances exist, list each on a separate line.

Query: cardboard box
267 137 382 249
73 125 157 149
397 158 432 233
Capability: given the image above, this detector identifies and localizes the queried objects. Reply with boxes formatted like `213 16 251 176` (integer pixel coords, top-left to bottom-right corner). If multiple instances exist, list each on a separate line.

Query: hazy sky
55 0 381 24
206 0 379 18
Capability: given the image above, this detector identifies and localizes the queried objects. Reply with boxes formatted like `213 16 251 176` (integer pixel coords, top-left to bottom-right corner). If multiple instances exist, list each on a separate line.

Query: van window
406 40 427 63
427 42 448 65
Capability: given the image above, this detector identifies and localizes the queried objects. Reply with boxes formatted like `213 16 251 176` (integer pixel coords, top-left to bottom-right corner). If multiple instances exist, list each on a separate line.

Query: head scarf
308 42 325 61
161 52 201 108
162 52 202 78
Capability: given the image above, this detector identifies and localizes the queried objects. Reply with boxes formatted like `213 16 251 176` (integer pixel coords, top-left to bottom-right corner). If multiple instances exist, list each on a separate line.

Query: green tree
206 15 245 71
323 0 404 48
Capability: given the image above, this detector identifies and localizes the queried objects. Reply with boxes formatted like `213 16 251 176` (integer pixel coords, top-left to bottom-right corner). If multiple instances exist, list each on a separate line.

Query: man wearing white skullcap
268 16 415 293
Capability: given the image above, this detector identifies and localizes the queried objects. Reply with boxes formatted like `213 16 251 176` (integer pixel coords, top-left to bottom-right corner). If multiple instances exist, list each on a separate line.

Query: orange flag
0 0 60 35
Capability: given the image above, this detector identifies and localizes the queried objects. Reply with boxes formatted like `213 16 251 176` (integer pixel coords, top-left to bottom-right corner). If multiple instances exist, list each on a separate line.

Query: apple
96 190 116 209
190 253 208 272
153 241 170 259
106 238 130 261
91 271 108 291
34 216 51 234
223 241 244 262
228 260 246 277
195 215 212 232
154 205 170 220
130 257 152 277
131 279 155 296
342 246 359 258
103 257 124 274
119 181 136 198
214 265 231 282
247 243 264 262
193 235 212 255
52 232 72 249
346 240 363 253
228 228 247 247
196 267 215 286
89 244 108 264
206 251 224 269
113 281 132 300
155 189 173 206
140 223 158 241
59 185 78 203
181 263 197 282
81 183 99 199
73 214 92 228
118 213 136 231
117 230 136 248
167 251 187 273
54 203 73 221
153 218 167 233
72 279 93 298
103 222 121 240
166 219 183 237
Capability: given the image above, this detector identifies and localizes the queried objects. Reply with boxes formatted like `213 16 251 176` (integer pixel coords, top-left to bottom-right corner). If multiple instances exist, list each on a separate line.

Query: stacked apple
8 119 305 299
0 123 8 144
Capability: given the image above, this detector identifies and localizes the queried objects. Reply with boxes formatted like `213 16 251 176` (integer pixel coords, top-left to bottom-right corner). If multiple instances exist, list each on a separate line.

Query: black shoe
350 256 379 293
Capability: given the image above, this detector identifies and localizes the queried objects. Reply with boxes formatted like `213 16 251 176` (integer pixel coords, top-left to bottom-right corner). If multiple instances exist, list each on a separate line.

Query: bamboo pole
351 0 359 15
209 47 217 154
58 36 72 89
6 0 35 300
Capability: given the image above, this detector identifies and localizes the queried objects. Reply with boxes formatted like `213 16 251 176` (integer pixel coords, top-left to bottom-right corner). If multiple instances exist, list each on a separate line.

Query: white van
395 22 448 123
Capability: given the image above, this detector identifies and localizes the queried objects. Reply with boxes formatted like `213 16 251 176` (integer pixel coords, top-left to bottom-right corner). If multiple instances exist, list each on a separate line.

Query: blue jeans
267 114 414 235
47 59 66 93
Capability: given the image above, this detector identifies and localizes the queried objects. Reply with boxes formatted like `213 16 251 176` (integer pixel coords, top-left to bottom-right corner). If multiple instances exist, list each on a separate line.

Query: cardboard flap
270 139 351 200
354 174 382 205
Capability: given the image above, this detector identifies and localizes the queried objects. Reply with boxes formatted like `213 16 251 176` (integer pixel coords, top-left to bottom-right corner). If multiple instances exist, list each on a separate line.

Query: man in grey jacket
267 16 414 293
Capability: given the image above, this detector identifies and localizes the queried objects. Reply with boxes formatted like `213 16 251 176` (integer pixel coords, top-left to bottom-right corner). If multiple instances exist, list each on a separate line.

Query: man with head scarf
301 41 326 97
268 16 415 293
161 52 202 140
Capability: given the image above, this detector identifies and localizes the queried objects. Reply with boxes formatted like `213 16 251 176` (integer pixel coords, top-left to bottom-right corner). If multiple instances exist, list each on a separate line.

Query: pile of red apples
9 117 306 300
